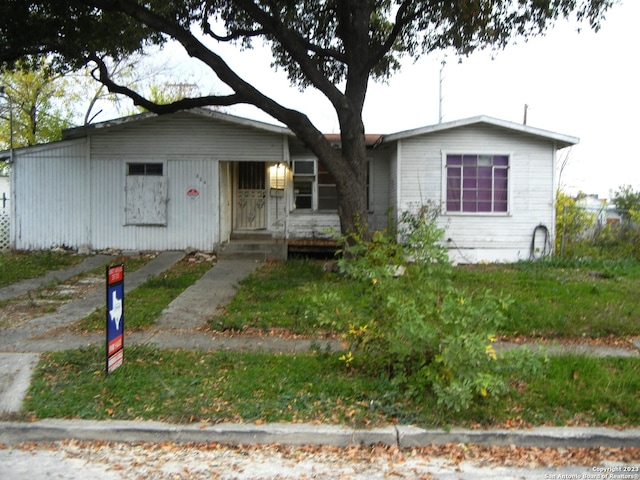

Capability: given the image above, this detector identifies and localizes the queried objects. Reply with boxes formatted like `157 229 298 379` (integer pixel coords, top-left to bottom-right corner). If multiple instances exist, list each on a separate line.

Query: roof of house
62 107 294 140
3 110 578 156
379 115 579 149
323 133 383 147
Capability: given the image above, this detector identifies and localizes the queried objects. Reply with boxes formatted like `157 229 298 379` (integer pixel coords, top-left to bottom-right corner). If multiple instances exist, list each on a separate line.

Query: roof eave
379 115 579 148
62 108 295 140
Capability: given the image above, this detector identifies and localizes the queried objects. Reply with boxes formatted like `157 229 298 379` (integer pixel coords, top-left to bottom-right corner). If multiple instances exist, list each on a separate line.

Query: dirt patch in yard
0 274 103 329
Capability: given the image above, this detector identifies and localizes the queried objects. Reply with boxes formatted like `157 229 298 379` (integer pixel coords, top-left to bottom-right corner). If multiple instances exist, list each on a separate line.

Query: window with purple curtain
446 154 509 213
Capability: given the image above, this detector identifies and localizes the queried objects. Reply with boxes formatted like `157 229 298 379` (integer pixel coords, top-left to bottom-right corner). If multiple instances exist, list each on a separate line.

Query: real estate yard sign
106 264 124 374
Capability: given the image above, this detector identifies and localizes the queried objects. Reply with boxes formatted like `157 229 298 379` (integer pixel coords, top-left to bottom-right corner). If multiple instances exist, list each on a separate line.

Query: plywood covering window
125 162 168 225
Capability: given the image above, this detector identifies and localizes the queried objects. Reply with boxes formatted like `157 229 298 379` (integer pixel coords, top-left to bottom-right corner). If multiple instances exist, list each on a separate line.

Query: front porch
218 231 339 261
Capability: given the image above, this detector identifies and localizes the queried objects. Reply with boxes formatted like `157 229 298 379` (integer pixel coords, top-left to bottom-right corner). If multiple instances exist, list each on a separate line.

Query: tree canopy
0 0 616 235
0 58 74 149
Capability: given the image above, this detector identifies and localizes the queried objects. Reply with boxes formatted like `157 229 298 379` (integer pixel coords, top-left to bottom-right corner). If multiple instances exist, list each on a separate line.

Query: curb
1 420 639 448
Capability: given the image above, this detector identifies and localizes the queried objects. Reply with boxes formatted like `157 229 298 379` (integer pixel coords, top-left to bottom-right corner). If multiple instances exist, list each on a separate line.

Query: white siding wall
89 157 219 251
13 113 289 251
86 114 285 251
89 113 286 162
286 213 341 239
13 113 561 260
12 139 90 250
396 125 556 263
0 176 9 198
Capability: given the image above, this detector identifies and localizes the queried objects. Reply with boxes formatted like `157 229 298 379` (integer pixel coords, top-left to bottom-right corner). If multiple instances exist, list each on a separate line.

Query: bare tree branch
89 54 243 113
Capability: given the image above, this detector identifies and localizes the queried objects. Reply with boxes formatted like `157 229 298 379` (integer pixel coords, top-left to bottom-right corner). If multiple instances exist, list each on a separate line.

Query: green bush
323 206 542 412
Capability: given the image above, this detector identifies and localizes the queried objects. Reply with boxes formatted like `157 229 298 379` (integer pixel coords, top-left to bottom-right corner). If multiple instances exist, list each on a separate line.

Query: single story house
5 108 578 262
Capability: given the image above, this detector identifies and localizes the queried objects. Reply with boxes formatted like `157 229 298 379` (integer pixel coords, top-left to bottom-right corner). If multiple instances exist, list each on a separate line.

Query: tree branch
201 19 266 42
365 0 422 74
233 0 346 108
81 0 343 171
88 55 243 113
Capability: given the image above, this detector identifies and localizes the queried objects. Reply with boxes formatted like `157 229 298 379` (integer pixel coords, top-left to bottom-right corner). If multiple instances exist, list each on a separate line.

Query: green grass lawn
17 256 640 427
22 346 640 428
214 258 640 339
452 259 640 338
0 251 85 288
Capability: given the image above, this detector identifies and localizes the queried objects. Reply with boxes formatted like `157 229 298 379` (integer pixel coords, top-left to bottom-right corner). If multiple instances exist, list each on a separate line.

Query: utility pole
439 58 446 124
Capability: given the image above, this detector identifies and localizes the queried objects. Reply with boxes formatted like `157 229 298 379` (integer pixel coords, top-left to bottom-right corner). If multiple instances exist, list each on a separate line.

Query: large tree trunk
333 114 369 239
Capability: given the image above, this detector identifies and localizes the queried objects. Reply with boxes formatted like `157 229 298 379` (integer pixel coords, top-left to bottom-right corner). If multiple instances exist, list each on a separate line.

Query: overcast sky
150 0 638 199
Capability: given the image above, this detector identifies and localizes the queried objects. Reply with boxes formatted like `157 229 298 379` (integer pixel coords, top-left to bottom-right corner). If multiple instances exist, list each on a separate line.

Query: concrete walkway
1 253 640 450
0 251 186 352
0 251 185 413
0 254 113 303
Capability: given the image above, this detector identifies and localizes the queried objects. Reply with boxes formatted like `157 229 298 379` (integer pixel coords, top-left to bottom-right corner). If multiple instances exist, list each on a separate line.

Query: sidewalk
1 253 640 451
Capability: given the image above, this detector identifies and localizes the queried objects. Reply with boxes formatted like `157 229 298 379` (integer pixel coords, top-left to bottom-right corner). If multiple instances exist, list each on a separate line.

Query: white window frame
441 151 512 216
293 159 316 210
292 158 338 212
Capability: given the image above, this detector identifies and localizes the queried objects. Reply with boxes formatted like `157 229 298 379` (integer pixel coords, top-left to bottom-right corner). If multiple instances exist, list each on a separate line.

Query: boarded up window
125 175 168 225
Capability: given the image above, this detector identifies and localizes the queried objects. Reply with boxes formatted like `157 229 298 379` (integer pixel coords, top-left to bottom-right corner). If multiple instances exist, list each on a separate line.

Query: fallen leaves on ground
4 439 638 480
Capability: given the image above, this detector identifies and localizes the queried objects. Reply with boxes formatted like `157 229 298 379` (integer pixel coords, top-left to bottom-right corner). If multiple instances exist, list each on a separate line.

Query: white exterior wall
395 125 557 263
11 139 90 250
13 112 290 251
87 113 287 251
0 175 8 198
265 162 290 238
11 112 568 260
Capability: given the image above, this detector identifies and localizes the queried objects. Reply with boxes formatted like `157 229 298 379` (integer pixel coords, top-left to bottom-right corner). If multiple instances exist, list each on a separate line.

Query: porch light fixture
269 162 286 197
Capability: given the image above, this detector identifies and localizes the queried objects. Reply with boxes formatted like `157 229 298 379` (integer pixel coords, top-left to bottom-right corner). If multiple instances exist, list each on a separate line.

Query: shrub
324 206 542 412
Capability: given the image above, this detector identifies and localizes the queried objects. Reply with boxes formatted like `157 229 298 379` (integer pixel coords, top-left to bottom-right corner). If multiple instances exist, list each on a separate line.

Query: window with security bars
446 154 509 213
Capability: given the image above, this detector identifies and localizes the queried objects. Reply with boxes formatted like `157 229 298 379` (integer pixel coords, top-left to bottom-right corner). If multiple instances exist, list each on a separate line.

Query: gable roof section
378 115 579 149
62 107 294 140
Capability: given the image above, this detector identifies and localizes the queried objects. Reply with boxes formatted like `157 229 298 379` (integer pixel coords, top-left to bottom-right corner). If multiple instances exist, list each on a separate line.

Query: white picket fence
0 192 9 250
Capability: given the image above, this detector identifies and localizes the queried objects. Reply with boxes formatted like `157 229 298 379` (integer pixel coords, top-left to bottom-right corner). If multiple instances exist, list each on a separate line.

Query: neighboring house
6 109 578 263
576 194 607 228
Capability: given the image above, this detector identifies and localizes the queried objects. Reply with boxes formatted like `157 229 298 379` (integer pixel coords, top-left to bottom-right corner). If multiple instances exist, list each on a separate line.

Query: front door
236 162 266 230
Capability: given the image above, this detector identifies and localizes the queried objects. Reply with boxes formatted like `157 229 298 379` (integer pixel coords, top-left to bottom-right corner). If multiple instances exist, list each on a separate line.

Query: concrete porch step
219 239 288 261
230 231 274 242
